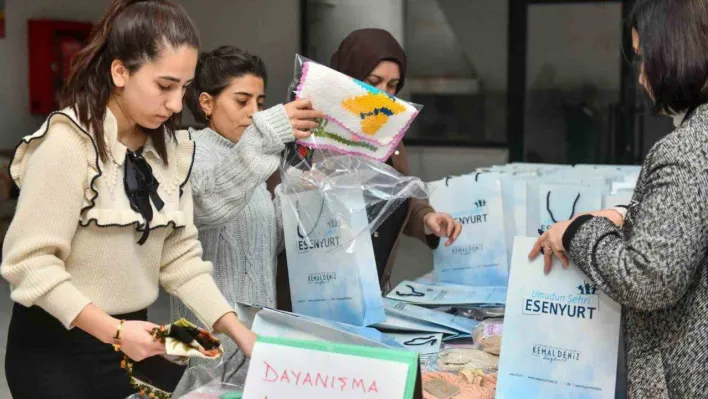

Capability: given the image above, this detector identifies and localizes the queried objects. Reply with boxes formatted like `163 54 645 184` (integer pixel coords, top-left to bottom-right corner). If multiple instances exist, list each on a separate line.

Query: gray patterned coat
564 105 708 399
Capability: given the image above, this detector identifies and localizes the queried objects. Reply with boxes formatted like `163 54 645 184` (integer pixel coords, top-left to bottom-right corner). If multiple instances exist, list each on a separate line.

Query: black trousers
6 303 147 399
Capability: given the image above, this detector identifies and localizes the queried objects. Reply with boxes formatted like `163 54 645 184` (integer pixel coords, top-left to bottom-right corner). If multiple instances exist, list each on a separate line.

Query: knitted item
295 61 419 161
171 105 293 363
303 118 395 162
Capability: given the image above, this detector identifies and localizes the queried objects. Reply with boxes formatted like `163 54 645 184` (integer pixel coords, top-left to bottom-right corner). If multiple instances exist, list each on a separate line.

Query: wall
304 0 404 65
0 0 300 149
436 0 509 92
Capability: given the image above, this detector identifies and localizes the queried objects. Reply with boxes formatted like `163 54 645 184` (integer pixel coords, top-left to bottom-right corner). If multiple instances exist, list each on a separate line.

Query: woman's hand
118 320 167 361
529 220 572 274
423 212 462 246
213 312 258 358
71 304 164 362
530 208 624 274
283 98 325 139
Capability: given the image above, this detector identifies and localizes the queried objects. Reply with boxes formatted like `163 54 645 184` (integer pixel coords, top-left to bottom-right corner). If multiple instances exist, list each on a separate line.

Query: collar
672 110 688 128
190 126 237 150
105 108 160 165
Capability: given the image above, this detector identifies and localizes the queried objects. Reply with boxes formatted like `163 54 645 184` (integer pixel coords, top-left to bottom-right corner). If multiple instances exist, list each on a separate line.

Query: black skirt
5 303 147 399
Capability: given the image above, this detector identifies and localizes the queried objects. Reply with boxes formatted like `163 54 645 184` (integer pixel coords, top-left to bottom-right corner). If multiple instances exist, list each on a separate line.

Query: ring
543 243 551 250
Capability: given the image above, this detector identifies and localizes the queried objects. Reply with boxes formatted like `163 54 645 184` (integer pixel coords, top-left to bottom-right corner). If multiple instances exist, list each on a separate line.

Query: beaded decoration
123 318 224 399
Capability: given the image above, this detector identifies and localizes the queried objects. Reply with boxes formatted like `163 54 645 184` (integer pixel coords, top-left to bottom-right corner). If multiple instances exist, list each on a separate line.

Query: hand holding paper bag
532 209 625 273
530 220 572 273
497 237 621 399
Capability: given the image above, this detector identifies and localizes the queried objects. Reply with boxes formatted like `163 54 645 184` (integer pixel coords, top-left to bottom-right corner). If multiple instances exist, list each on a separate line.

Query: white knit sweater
171 105 292 357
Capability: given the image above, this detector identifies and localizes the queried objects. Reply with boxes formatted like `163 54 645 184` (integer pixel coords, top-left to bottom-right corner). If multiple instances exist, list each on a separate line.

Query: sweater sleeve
564 141 705 312
159 180 234 329
392 144 438 248
1 123 92 329
191 105 293 230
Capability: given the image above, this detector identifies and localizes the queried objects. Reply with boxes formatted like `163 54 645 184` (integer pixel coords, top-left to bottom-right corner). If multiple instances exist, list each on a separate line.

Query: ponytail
60 0 199 163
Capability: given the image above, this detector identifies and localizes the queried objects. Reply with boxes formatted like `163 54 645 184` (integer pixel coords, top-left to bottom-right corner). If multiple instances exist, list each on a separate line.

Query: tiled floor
0 281 173 399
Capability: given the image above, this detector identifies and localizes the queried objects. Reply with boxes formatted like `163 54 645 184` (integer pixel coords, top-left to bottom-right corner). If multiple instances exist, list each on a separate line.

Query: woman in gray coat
531 0 708 398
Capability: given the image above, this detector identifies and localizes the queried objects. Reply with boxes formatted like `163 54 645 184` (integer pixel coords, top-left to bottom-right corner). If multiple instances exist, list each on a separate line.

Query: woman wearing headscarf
275 29 461 310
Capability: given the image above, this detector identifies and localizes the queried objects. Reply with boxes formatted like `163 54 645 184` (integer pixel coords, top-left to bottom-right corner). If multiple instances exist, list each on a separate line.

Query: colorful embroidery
294 60 420 161
312 118 377 152
342 92 406 136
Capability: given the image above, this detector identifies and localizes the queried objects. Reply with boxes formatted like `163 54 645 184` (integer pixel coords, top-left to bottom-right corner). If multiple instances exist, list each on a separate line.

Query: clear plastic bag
125 350 247 399
433 348 500 373
279 150 429 237
471 318 503 356
285 54 423 163
276 55 429 326
454 306 506 321
174 349 248 398
277 152 428 325
280 53 429 246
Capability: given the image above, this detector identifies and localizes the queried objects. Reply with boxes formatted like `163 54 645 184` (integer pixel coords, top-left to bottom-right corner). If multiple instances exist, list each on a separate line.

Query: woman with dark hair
172 46 321 359
0 1 258 397
330 29 462 291
530 0 708 397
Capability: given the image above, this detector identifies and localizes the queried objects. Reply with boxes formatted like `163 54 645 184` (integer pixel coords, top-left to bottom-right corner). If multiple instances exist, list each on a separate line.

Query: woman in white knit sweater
171 46 322 355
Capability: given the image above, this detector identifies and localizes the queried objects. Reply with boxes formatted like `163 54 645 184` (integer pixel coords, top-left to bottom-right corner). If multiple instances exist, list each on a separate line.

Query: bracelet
112 319 125 352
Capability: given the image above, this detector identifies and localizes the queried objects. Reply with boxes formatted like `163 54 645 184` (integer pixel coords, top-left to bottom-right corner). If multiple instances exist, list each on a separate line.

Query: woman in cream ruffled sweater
0 1 295 398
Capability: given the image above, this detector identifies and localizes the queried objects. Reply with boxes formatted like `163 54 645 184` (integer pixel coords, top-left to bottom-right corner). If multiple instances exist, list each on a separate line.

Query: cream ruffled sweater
1 108 233 329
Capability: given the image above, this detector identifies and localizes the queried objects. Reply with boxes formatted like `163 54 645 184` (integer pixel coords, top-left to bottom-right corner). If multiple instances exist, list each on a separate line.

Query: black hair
61 0 199 163
185 46 268 124
631 0 708 119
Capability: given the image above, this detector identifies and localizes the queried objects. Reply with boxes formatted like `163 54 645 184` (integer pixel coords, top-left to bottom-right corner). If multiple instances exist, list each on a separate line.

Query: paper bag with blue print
429 174 510 287
533 182 604 234
278 187 385 327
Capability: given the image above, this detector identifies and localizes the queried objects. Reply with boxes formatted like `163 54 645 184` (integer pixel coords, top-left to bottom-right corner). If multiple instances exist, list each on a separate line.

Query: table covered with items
125 54 633 399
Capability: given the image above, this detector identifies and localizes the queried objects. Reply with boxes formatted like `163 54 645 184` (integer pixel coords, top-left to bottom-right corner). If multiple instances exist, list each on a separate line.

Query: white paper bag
496 237 621 399
534 182 604 233
429 174 510 286
280 188 385 326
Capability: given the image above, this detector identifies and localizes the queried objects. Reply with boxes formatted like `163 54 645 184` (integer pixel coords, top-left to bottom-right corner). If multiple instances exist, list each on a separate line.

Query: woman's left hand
423 212 462 246
529 220 572 274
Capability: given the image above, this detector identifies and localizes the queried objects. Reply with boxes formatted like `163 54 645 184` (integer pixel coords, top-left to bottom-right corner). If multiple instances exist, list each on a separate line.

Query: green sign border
255 336 419 399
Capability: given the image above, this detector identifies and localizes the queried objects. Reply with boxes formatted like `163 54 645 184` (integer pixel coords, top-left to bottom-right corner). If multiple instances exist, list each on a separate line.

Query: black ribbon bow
124 148 165 245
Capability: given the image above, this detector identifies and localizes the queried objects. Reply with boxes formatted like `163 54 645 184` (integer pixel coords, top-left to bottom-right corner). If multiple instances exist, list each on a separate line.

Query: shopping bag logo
295 198 342 254
577 281 597 295
523 281 601 320
307 272 338 286
531 344 581 364
452 243 484 256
